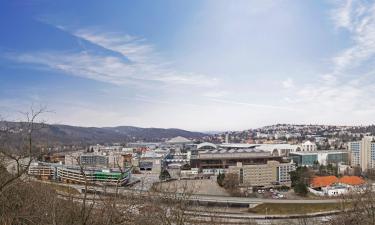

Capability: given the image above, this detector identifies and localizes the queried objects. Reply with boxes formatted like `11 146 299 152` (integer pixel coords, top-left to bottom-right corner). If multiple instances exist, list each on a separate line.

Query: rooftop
311 176 338 188
219 143 259 149
166 136 192 143
339 176 365 186
311 175 365 188
290 150 348 155
199 148 267 154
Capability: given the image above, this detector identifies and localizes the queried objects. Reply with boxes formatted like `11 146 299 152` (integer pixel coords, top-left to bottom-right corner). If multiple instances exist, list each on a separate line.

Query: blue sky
1 0 375 131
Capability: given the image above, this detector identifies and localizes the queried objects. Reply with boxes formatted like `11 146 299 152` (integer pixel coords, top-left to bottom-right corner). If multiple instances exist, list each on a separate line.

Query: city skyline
1 0 375 131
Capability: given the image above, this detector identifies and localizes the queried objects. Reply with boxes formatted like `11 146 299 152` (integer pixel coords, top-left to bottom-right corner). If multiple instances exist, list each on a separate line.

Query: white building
256 144 300 156
139 151 165 174
321 185 349 196
301 141 317 152
348 136 375 171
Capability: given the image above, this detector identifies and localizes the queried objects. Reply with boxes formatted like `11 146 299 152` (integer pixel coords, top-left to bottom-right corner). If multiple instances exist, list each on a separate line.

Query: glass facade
301 154 318 166
327 153 348 164
290 154 317 166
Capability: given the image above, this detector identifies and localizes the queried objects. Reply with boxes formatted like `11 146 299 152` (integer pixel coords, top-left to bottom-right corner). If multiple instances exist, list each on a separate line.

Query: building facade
290 150 348 167
349 136 375 171
301 141 317 152
228 161 295 188
191 148 284 175
28 161 132 186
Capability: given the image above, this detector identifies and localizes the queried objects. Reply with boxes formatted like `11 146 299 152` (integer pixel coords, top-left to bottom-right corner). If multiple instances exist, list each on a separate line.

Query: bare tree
328 186 375 225
0 107 47 193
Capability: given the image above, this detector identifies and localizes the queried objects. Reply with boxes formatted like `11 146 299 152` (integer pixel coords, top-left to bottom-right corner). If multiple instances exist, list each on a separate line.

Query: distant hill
103 126 206 140
0 122 207 145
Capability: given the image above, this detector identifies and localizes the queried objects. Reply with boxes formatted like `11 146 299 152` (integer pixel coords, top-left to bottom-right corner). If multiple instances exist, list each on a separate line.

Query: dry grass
249 202 349 215
43 182 80 195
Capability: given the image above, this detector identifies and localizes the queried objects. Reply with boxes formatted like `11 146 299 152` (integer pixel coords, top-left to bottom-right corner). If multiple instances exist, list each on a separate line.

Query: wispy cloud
74 29 155 62
331 0 375 74
278 0 375 124
71 28 219 87
8 27 219 88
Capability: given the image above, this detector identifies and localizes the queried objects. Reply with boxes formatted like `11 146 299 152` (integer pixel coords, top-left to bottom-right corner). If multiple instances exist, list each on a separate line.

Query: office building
28 161 132 186
228 161 295 188
290 150 348 167
191 148 284 175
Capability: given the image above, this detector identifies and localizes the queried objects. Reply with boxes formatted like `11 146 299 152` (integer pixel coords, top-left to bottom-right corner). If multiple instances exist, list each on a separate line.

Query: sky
1 0 375 131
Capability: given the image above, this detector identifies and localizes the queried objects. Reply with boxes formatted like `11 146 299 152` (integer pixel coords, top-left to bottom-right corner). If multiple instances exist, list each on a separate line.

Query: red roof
311 175 365 188
311 176 338 188
339 176 365 186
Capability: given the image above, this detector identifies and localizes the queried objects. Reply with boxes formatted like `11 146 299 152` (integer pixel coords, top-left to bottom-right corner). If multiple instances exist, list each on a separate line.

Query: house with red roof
309 175 366 196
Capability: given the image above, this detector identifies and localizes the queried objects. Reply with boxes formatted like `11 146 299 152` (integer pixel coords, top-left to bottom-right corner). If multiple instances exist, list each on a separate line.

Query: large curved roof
219 143 259 149
166 136 192 143
197 142 217 149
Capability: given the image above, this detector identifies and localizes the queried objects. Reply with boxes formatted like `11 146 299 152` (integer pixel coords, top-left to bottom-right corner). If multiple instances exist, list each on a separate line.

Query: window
240 168 244 184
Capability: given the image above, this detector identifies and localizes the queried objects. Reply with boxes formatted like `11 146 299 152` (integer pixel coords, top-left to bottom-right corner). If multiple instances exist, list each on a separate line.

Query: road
187 194 339 205
56 191 338 225
51 181 340 206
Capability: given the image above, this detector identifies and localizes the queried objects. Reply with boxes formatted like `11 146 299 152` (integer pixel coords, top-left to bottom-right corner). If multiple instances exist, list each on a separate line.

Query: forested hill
0 122 207 145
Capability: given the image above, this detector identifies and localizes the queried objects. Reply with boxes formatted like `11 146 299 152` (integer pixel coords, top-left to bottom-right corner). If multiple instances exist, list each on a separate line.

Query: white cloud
208 98 296 111
9 28 219 89
72 29 219 87
331 0 375 74
74 30 155 62
273 0 375 125
202 91 228 98
282 78 294 89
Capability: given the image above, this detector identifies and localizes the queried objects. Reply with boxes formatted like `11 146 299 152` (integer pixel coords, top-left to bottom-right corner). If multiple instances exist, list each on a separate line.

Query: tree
293 182 308 196
159 169 171 181
328 189 375 225
290 166 313 186
0 107 47 193
290 166 312 196
217 172 225 187
221 173 241 196
313 160 319 170
353 166 362 176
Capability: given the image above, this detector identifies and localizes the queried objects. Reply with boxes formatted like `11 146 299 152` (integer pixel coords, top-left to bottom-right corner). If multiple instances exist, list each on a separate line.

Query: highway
186 194 340 205
56 191 339 224
52 182 341 206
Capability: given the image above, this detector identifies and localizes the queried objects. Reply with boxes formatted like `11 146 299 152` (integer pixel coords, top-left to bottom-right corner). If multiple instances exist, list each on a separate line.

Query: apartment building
348 136 375 171
228 161 295 188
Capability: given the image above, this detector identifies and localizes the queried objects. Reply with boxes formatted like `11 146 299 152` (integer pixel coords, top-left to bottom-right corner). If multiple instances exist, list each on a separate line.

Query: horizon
1 0 375 131
2 119 375 133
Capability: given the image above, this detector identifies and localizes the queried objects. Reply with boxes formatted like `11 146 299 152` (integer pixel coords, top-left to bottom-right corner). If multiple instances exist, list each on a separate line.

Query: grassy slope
249 202 349 215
